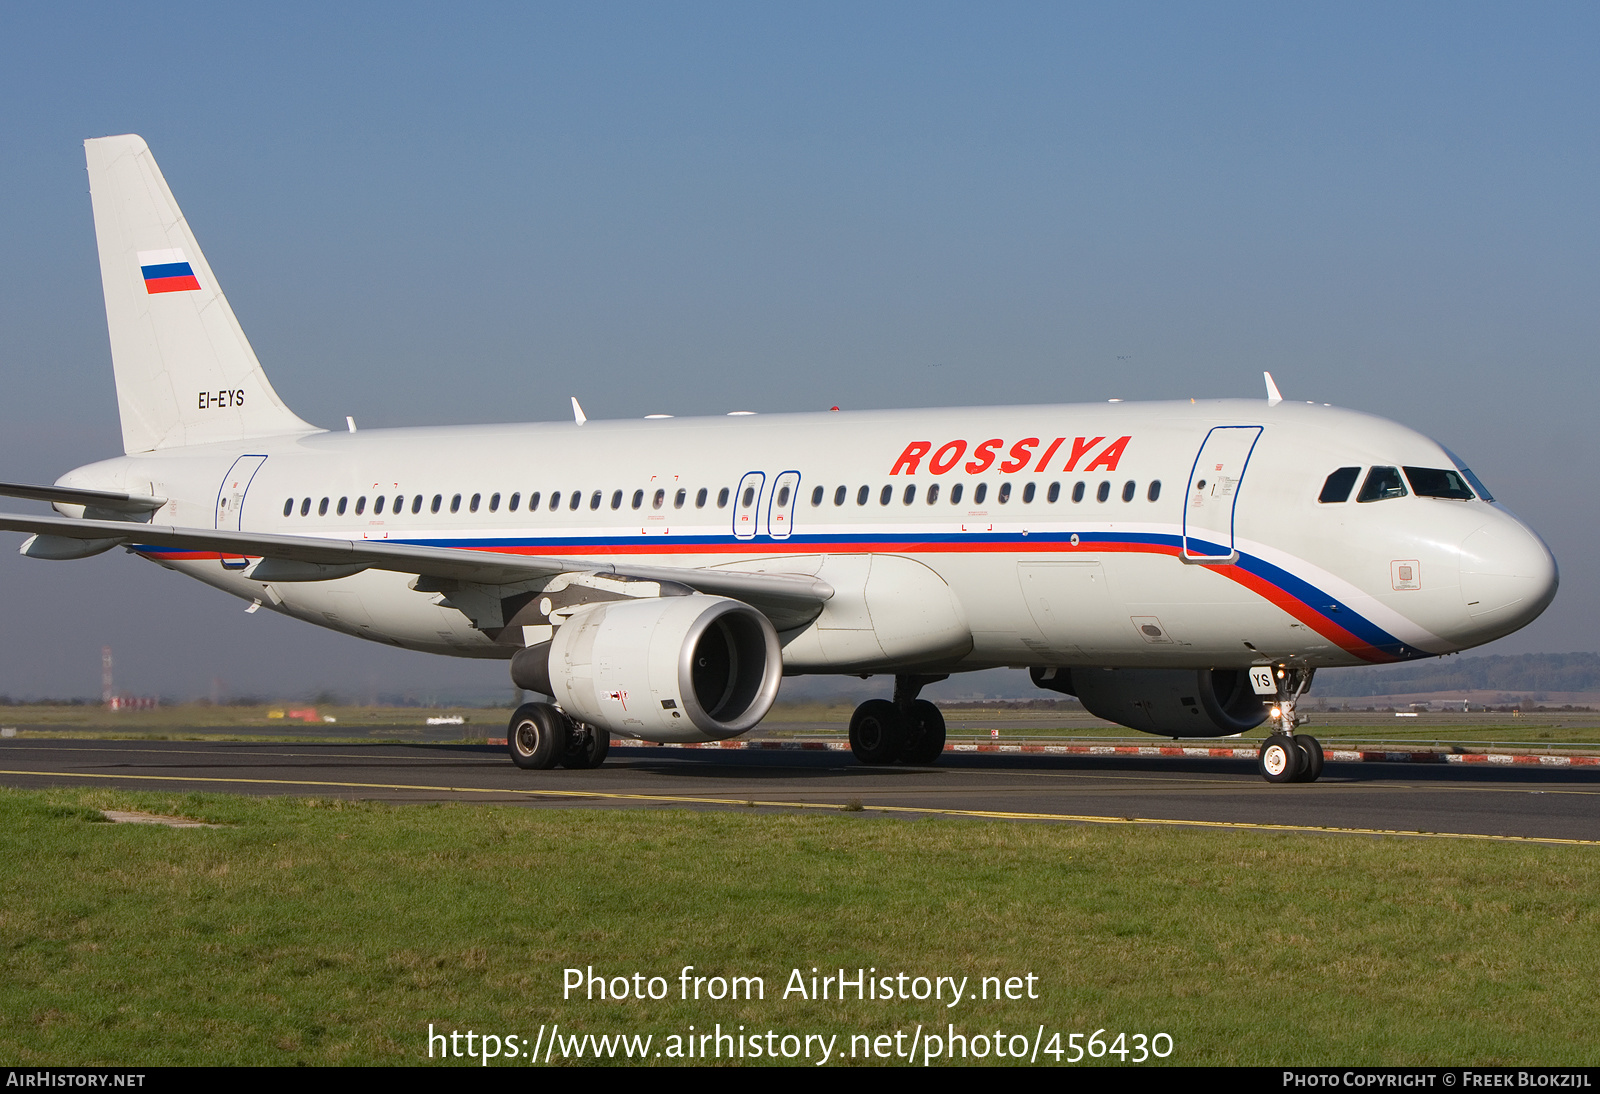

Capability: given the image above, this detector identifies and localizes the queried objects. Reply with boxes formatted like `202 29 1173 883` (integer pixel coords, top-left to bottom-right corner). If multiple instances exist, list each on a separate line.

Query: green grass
1 787 1597 1066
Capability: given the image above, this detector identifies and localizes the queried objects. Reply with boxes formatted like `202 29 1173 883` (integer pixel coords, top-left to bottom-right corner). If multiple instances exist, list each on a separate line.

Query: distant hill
1314 653 1600 698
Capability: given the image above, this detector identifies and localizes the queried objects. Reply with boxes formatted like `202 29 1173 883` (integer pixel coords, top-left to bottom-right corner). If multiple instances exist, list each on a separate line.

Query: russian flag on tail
138 248 201 294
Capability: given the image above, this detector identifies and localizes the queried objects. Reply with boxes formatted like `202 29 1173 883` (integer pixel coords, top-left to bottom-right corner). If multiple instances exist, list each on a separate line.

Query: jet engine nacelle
515 594 783 743
1032 666 1266 737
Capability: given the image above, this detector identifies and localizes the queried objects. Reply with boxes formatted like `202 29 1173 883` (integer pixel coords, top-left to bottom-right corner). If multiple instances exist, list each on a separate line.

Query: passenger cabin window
741 486 755 508
611 490 623 510
1022 482 1035 503
589 491 602 510
1403 467 1474 500
833 486 846 506
695 488 708 508
300 498 311 516
902 485 915 504
473 493 484 513
569 491 582 511
1121 481 1135 502
1071 482 1085 503
527 492 541 511
997 483 1011 504
1319 467 1361 504
811 486 824 507
718 487 730 508
374 496 386 515
632 489 644 509
950 483 963 505
927 483 940 504
411 495 423 514
283 499 293 517
549 491 561 510
1147 480 1161 502
1357 466 1407 503
879 485 892 505
973 483 987 504
1047 482 1060 503
432 495 443 514
490 492 501 512
337 497 348 515
509 492 520 511
857 485 870 505
654 489 666 509
1096 481 1110 503
355 496 366 515
674 489 686 509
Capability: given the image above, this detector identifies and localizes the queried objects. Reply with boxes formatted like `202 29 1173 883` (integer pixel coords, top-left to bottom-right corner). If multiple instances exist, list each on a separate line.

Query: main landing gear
849 675 948 766
1255 664 1323 784
507 702 610 770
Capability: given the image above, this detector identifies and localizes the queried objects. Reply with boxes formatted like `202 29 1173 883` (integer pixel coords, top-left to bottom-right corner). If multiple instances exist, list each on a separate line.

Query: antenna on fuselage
571 397 587 426
1263 371 1284 407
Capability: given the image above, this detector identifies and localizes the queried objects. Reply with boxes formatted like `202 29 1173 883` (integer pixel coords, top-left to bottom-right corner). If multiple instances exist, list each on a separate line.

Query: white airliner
0 135 1559 783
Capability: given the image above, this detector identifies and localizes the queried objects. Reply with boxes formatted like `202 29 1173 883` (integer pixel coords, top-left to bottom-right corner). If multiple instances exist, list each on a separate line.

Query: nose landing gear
1254 663 1323 783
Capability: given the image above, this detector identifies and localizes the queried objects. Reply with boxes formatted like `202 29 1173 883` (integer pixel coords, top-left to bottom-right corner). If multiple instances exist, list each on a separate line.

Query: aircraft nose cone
1459 520 1558 636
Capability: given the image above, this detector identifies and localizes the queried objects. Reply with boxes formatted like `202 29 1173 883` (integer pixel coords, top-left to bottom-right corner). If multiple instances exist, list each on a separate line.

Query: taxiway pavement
2 738 1598 844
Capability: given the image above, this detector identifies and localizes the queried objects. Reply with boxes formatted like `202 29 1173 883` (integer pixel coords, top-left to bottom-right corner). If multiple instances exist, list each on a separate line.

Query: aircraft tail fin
84 135 318 453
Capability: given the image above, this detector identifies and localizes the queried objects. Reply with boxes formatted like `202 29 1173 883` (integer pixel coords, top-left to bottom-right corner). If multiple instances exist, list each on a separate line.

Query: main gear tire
849 699 905 766
900 700 947 765
508 702 566 770
559 724 611 769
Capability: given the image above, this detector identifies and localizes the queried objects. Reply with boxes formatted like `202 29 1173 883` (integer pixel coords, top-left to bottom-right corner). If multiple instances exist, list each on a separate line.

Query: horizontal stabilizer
0 480 165 518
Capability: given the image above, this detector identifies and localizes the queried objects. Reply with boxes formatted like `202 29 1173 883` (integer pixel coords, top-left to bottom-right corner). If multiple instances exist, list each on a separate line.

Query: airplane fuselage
51 398 1555 676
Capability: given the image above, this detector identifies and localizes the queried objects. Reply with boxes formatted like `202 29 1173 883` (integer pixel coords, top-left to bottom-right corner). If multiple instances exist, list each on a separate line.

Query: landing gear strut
849 675 948 766
1255 663 1323 784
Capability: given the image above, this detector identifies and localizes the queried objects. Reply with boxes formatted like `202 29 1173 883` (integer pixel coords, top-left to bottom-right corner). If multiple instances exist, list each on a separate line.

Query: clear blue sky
1 3 1595 701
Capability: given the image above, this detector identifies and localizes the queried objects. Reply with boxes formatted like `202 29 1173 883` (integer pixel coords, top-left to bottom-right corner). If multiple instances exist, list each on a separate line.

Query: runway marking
2 768 1597 846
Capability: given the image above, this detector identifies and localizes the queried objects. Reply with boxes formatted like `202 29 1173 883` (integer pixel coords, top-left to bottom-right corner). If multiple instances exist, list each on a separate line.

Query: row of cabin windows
1317 466 1482 505
283 478 1164 519
285 487 736 519
810 480 1162 507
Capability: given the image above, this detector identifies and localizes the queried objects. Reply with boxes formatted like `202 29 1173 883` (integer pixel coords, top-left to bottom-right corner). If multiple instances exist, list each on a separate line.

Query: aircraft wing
0 512 833 627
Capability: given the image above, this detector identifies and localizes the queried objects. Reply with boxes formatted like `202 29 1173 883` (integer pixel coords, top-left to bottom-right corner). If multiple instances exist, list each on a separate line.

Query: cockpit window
1403 467 1474 501
1457 467 1494 503
1319 467 1360 503
1357 466 1407 502
1443 451 1495 503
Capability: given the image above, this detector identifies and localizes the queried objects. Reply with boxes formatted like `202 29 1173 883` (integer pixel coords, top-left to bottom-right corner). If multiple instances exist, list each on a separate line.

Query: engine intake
1032 666 1266 737
513 594 782 742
